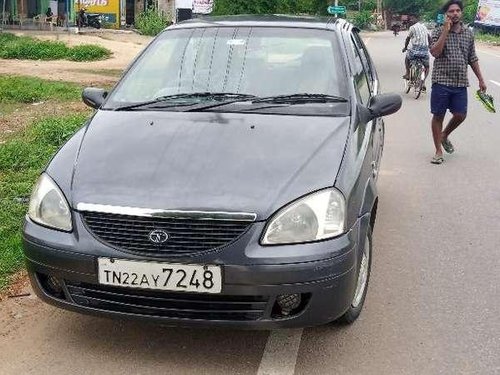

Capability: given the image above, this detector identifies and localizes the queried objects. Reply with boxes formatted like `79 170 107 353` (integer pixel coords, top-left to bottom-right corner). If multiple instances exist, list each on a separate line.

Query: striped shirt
408 22 429 49
431 23 479 87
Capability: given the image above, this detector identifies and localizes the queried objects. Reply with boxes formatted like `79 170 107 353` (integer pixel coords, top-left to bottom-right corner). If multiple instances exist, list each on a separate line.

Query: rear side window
347 34 371 105
352 32 376 89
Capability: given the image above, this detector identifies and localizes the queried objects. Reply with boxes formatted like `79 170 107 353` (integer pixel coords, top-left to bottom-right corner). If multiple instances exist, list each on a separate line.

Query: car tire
337 225 372 324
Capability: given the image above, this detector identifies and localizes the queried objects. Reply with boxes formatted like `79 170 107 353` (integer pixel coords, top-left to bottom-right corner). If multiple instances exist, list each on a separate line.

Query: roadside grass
476 31 500 46
0 75 82 104
0 75 91 290
68 45 112 62
0 33 111 61
0 114 89 290
0 102 19 117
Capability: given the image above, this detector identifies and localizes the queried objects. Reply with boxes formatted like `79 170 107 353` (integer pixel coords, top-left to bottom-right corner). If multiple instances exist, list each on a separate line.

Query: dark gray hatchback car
23 15 401 328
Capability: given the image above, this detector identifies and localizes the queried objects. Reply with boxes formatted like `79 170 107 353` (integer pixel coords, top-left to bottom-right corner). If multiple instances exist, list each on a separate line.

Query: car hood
71 110 350 220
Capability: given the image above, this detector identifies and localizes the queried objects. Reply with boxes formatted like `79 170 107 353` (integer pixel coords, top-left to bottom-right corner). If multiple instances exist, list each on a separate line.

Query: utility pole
377 0 384 29
1 0 6 32
77 0 80 33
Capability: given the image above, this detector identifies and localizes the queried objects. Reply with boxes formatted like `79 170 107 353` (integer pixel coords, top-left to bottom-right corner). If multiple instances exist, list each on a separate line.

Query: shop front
74 0 119 28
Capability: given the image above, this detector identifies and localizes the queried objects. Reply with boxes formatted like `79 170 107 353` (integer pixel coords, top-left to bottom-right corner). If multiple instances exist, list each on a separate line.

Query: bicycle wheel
413 66 423 99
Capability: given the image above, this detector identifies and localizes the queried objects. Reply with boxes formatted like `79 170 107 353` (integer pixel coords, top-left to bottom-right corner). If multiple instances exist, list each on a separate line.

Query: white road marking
257 329 304 375
489 80 500 87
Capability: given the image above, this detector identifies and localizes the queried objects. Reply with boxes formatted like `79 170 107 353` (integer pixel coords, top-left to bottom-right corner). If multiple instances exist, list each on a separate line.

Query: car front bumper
23 214 370 329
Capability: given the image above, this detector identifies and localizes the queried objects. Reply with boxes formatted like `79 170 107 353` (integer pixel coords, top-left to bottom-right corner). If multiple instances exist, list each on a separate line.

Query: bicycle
404 57 426 99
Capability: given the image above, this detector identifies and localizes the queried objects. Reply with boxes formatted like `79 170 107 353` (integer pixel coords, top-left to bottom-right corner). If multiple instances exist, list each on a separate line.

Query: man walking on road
429 0 487 165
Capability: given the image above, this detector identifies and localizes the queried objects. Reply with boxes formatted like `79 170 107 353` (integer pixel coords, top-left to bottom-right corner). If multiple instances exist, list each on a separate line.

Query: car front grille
67 282 269 321
80 211 253 257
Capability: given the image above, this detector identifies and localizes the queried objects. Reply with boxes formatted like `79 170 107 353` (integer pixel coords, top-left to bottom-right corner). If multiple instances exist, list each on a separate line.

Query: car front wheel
337 226 372 324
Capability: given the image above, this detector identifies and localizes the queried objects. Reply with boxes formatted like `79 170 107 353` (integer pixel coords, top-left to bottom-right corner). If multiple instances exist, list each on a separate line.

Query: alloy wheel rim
352 235 370 308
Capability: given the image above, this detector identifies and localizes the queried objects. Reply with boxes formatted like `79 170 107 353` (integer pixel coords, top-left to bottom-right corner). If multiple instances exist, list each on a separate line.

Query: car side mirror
367 93 402 120
82 87 108 109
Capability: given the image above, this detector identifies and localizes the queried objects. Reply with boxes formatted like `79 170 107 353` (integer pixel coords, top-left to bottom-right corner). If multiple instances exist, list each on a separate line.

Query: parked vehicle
77 8 102 29
23 16 401 328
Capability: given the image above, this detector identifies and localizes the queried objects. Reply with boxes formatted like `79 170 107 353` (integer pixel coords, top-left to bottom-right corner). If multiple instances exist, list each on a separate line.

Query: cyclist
402 17 432 90
391 23 401 36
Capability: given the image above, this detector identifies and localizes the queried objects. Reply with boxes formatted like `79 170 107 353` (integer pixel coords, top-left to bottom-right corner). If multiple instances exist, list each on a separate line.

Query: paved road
1 31 499 375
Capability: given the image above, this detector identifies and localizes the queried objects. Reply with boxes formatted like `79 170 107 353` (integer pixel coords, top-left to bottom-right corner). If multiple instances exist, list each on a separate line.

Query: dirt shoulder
0 30 152 85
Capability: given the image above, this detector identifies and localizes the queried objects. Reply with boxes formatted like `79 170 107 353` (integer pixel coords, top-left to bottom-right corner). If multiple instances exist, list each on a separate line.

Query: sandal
441 138 454 154
475 90 496 113
430 156 444 165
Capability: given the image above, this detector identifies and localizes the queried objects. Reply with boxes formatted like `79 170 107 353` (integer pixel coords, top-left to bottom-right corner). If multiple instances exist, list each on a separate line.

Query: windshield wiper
113 92 257 111
252 93 348 104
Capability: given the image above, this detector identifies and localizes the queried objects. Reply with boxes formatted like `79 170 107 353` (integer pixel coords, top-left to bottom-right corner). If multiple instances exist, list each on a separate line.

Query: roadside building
1 0 182 29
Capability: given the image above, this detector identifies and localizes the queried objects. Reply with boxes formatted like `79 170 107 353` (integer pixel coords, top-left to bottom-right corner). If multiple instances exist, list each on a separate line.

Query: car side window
352 32 376 89
348 35 370 106
346 32 373 152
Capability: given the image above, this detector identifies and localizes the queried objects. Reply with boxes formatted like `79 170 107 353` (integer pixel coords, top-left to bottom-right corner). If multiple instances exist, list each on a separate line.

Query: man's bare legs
432 115 445 158
432 112 467 158
442 112 466 141
404 57 410 79
422 66 429 90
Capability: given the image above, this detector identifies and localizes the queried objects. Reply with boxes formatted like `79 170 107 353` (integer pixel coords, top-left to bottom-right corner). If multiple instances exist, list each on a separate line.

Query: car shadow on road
53 310 268 373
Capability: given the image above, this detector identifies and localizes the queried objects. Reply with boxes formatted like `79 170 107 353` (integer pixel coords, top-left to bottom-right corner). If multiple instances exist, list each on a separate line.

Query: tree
383 0 437 15
213 0 330 16
384 0 479 24
463 0 479 23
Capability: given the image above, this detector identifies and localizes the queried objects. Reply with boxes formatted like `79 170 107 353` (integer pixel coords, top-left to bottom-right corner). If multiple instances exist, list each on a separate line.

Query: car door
351 31 384 181
346 31 376 185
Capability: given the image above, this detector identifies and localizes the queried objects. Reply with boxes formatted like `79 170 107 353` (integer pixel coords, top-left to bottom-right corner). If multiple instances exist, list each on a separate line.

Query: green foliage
213 0 329 16
135 7 171 36
0 33 67 60
383 0 437 15
68 45 111 61
342 0 376 12
0 76 82 103
0 114 88 289
0 33 111 61
422 9 439 22
361 0 377 12
476 31 500 45
463 0 479 24
0 187 27 290
352 10 374 29
384 0 479 21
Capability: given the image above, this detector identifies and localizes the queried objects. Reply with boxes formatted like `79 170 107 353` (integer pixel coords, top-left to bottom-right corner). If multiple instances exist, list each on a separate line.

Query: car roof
169 14 355 32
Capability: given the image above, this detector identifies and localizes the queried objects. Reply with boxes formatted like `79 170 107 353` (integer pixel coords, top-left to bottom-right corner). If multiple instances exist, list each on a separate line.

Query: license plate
98 258 222 294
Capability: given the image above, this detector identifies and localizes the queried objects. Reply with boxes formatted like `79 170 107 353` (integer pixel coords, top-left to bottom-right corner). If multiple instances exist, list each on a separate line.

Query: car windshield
104 26 348 112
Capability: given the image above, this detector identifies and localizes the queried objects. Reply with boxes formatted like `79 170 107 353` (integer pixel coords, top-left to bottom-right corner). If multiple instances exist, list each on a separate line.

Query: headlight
28 174 72 232
262 188 346 245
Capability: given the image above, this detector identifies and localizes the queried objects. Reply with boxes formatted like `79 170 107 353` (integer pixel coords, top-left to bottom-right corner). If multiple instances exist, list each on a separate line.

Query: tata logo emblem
148 229 169 244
